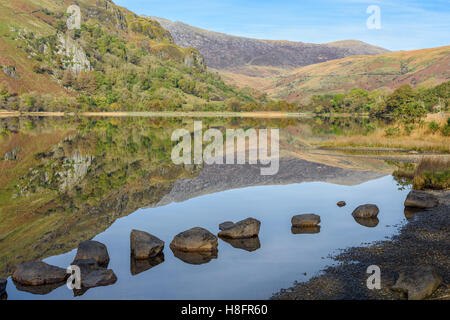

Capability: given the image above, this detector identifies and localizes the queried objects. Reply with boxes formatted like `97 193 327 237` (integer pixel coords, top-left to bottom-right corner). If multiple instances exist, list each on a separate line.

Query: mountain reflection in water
0 116 410 299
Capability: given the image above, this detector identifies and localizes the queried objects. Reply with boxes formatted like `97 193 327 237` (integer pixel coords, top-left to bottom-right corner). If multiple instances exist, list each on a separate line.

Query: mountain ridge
150 16 390 70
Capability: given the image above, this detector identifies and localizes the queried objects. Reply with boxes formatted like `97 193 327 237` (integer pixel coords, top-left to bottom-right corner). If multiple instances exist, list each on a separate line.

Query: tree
62 70 75 88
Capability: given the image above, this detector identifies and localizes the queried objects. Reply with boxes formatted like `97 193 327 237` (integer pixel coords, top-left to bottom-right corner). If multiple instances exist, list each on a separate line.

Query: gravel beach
272 190 450 300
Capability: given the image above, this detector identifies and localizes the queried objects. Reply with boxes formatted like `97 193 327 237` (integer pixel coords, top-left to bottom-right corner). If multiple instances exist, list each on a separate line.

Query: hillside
269 46 450 103
0 0 262 112
151 17 389 70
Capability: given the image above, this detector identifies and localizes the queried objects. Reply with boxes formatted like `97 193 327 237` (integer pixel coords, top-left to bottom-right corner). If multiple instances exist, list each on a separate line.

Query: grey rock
337 201 346 207
351 204 379 218
71 258 101 278
218 218 261 239
219 221 235 231
404 190 439 209
291 214 321 227
130 229 164 259
170 227 218 252
81 269 117 289
4 147 21 161
391 266 442 300
12 261 68 286
74 240 110 266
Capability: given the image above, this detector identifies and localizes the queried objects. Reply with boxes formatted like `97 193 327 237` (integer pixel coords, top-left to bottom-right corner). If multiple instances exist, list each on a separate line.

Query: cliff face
151 17 389 70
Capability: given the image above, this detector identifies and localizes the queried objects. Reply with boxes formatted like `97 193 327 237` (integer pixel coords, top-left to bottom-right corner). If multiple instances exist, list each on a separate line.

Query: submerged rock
218 218 261 239
351 204 379 218
391 266 442 300
171 249 218 265
337 201 346 207
219 221 235 231
12 261 68 286
74 240 110 267
354 217 379 228
291 226 321 234
130 230 164 259
220 236 261 252
170 227 218 252
404 190 439 209
131 253 165 276
291 214 321 227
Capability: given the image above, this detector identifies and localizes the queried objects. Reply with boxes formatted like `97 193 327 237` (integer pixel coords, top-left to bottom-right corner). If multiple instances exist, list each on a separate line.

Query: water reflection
219 236 261 252
291 226 321 234
171 249 218 265
404 207 425 220
13 280 64 295
130 253 165 276
354 217 380 228
1 116 411 299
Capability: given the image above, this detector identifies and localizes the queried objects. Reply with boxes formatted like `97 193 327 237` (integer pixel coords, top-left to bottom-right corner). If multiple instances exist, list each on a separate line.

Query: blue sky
115 0 449 51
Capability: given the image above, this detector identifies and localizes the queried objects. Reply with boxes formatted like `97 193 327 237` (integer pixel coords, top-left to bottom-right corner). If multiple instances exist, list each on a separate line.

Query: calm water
6 175 410 299
0 117 410 299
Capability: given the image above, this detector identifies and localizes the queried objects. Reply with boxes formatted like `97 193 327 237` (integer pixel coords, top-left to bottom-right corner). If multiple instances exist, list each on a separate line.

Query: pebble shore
273 190 450 300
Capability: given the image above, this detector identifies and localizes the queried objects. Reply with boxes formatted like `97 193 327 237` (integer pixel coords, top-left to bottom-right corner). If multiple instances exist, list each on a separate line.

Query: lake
0 116 412 299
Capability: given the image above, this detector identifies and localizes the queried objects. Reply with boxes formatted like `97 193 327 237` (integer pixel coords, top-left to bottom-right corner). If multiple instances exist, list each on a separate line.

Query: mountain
269 46 450 103
0 0 262 112
151 16 389 70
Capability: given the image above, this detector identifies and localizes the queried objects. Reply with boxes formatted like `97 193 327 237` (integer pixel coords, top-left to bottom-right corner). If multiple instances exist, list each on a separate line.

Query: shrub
384 126 401 136
428 121 440 134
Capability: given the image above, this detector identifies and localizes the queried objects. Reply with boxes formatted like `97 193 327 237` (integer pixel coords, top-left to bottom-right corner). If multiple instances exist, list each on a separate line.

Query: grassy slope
0 0 68 95
270 46 450 103
215 46 449 104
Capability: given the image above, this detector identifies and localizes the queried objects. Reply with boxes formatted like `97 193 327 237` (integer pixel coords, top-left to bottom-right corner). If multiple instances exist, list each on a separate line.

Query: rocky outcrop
404 190 439 209
4 147 21 161
12 261 68 286
291 214 321 227
218 218 261 239
73 240 110 267
58 150 93 191
170 227 218 252
2 65 19 79
352 204 379 218
130 230 164 259
57 33 91 75
391 266 442 300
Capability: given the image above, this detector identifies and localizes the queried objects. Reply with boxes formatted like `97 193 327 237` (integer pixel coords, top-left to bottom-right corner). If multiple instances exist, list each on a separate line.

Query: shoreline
272 190 450 300
0 110 368 119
